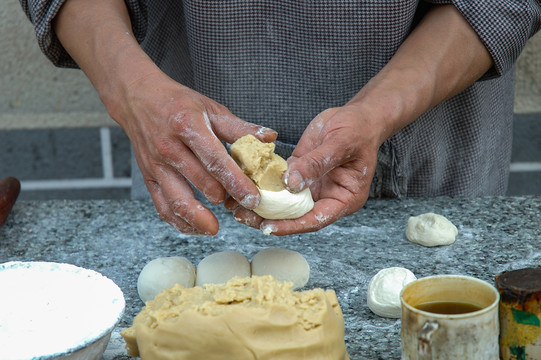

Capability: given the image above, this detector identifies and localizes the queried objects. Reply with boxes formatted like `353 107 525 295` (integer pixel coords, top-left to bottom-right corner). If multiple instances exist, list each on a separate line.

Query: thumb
284 136 347 193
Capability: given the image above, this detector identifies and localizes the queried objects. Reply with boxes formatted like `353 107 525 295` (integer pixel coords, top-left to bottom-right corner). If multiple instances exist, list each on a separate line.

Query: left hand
225 105 381 235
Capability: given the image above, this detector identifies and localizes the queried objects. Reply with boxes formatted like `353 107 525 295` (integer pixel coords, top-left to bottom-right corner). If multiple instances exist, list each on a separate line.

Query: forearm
53 0 161 122
348 5 493 145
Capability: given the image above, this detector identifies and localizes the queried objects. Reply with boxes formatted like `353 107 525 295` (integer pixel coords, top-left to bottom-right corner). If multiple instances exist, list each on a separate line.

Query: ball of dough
254 188 314 220
405 212 458 247
196 251 251 286
367 267 416 318
137 256 195 303
251 248 310 290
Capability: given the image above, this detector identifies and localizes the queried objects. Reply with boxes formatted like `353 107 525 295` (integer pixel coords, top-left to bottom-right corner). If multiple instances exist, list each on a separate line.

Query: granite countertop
1 196 540 359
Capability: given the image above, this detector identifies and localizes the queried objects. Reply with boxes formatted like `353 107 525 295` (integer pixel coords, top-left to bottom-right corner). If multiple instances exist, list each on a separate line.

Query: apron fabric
20 0 541 200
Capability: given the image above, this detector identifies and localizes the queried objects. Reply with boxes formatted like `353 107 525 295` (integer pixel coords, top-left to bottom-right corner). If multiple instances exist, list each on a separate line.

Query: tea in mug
414 301 483 315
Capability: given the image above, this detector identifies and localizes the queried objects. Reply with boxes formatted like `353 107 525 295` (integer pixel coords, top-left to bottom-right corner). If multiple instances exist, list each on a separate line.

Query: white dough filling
254 188 314 220
196 251 251 286
137 257 196 303
367 267 416 318
251 248 310 290
405 212 458 247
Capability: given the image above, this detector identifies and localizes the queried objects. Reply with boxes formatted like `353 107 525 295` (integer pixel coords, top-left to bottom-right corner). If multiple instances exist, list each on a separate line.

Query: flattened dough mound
231 135 314 220
251 248 310 290
405 212 458 247
121 276 350 360
137 257 195 303
196 251 251 286
367 267 416 318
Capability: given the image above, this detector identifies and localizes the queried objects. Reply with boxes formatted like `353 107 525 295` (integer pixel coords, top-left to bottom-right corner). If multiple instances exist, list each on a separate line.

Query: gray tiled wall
1 114 540 200
507 114 541 195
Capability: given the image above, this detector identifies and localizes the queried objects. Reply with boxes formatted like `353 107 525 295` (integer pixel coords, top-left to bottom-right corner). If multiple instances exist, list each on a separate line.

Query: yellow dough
230 134 287 191
230 135 314 220
121 276 350 360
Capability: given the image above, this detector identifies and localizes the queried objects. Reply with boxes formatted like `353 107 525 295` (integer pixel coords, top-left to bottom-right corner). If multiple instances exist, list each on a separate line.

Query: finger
223 195 240 211
160 138 226 204
172 111 261 209
207 112 278 144
284 135 351 193
259 198 345 236
232 206 264 229
154 164 220 235
290 108 340 159
146 179 207 235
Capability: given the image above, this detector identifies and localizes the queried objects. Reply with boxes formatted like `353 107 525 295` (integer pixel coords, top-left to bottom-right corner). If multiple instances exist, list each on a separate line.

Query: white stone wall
0 0 110 129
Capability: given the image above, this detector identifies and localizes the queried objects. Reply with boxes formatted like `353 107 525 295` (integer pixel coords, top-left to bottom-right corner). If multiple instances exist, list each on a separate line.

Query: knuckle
306 152 331 177
169 109 197 134
154 137 176 160
171 199 189 219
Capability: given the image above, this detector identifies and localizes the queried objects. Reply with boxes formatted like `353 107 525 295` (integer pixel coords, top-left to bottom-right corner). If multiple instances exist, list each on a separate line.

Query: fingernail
256 127 277 137
284 170 304 192
239 193 260 209
260 223 277 236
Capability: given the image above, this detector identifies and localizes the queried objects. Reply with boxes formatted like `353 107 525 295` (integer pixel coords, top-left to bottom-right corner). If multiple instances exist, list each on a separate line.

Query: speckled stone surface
1 197 540 359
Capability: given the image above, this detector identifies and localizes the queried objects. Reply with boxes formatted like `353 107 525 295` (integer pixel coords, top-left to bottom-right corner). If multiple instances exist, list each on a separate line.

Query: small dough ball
367 267 416 318
137 256 195 303
251 248 310 290
196 251 251 286
255 188 314 220
405 212 458 247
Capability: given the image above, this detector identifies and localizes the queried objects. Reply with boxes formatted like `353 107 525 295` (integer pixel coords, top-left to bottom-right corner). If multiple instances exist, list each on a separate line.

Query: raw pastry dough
251 248 310 290
196 251 251 286
367 267 416 318
121 276 350 360
405 212 458 247
137 257 195 303
231 135 314 220
256 188 314 220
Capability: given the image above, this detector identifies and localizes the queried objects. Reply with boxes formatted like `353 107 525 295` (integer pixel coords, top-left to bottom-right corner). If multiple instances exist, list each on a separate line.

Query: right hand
110 71 277 235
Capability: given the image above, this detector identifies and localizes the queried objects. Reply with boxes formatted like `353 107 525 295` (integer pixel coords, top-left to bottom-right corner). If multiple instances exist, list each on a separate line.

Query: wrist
347 64 434 146
53 0 164 128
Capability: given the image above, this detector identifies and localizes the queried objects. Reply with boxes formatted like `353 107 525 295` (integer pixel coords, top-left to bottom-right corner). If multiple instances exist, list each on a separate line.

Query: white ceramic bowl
0 261 125 360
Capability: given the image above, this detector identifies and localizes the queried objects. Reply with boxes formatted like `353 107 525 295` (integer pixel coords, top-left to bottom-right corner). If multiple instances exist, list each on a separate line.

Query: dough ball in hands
230 135 314 220
405 212 458 247
137 256 196 303
255 188 314 220
196 251 251 286
367 267 416 318
251 248 310 290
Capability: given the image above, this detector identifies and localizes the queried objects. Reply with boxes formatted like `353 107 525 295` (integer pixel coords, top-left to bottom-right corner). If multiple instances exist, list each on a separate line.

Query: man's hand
120 72 277 235
54 0 277 235
226 4 493 235
225 106 379 235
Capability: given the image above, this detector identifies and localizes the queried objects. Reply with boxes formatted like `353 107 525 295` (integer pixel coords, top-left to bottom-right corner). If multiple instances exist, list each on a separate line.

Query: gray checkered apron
20 0 541 200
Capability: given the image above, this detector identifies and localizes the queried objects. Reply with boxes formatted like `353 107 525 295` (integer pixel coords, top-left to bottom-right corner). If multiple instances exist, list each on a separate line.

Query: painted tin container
496 267 541 360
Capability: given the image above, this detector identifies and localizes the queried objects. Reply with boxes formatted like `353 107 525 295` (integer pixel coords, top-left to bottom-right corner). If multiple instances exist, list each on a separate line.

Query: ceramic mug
400 275 500 360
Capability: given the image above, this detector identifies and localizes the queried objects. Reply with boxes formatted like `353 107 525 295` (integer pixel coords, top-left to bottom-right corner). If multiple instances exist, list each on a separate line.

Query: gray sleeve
18 0 148 68
424 0 541 78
